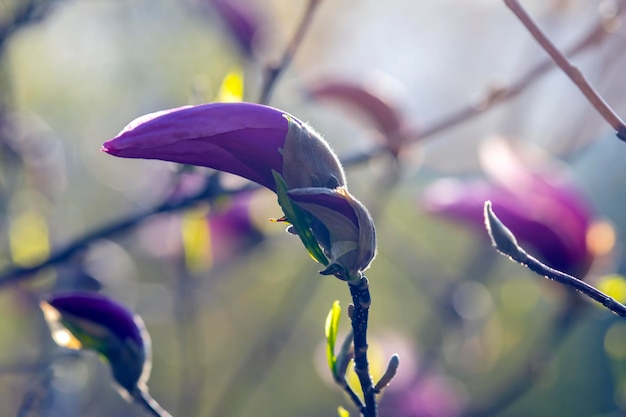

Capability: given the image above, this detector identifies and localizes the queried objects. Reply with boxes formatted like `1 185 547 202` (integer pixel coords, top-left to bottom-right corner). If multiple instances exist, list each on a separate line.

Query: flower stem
348 276 377 417
341 381 366 414
503 0 626 141
258 0 322 105
134 390 172 417
17 367 54 417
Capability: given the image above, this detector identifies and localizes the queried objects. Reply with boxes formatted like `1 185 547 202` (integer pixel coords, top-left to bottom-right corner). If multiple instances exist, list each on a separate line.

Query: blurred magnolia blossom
207 193 265 264
134 176 265 270
422 137 613 277
202 0 264 58
379 371 468 417
40 291 152 400
179 191 265 271
103 102 376 281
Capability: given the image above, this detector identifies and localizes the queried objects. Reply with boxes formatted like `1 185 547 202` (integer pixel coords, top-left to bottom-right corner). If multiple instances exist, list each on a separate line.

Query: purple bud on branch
103 102 376 280
40 291 151 399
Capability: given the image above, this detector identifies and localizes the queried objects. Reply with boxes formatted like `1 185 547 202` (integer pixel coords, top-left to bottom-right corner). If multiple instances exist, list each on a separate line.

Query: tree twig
340 1 625 166
503 0 626 141
0 0 60 53
17 368 53 417
133 389 173 417
348 276 377 417
0 177 253 287
258 0 322 105
485 201 626 317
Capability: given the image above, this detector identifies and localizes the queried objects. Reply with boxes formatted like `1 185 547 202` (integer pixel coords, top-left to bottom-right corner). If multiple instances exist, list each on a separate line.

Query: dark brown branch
349 277 377 417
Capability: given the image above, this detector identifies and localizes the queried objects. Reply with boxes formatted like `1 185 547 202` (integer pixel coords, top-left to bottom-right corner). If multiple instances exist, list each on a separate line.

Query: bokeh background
1 0 626 416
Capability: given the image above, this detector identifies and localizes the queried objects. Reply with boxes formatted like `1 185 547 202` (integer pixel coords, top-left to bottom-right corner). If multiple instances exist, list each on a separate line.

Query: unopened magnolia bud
374 354 400 393
281 116 346 190
289 186 376 281
40 292 152 400
484 200 527 262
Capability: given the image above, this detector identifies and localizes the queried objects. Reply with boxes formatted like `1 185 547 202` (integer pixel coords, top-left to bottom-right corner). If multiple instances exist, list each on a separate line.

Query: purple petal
288 187 376 277
208 0 261 57
209 193 264 262
288 188 358 227
103 102 291 191
480 136 593 235
46 291 145 351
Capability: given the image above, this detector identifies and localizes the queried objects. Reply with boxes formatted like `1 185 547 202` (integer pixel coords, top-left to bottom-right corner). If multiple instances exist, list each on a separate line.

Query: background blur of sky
2 0 626 416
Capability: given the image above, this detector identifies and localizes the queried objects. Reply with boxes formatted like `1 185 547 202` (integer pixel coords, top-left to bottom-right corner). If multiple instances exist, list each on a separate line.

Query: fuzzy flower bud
103 102 376 280
40 292 152 399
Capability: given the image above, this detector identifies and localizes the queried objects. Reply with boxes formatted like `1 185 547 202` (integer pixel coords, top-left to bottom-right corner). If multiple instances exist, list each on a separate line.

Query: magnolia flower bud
103 102 377 280
40 292 152 400
289 186 376 281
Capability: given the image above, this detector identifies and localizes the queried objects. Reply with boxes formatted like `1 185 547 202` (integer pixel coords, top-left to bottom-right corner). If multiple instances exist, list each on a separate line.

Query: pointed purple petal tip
103 102 292 190
101 143 116 155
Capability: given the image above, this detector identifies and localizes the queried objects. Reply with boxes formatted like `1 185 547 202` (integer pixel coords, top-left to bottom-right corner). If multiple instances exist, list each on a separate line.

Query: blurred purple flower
103 102 376 280
380 372 467 417
40 291 151 398
208 193 264 263
422 137 595 276
205 0 262 57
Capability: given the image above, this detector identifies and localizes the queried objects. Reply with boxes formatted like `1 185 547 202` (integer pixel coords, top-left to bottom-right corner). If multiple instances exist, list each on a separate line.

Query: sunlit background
1 0 626 416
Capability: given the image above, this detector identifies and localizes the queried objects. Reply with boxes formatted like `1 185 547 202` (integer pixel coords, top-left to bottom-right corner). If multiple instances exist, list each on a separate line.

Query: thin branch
340 1 625 166
258 0 322 105
133 390 172 417
341 381 366 415
348 276 377 417
0 177 254 287
0 0 60 52
17 367 54 417
485 201 626 317
503 0 626 141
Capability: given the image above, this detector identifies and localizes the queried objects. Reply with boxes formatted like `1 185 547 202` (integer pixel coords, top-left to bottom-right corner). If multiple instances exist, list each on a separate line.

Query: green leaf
273 170 329 265
337 406 350 417
325 300 341 378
